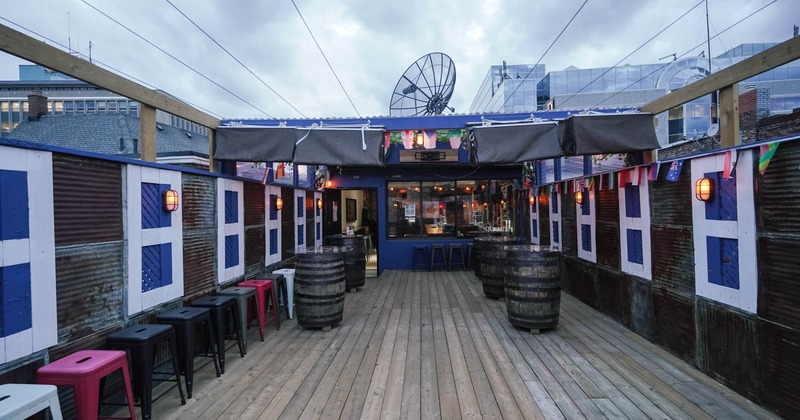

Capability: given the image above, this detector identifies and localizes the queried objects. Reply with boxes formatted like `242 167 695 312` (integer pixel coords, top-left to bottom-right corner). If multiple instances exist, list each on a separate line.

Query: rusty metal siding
561 255 597 307
625 276 654 341
696 298 758 401
756 141 800 233
651 226 695 297
54 241 125 350
596 188 619 222
757 237 800 330
244 182 265 226
759 319 800 418
653 287 695 363
538 201 550 245
596 267 626 322
182 174 217 298
651 160 693 226
561 192 577 256
596 222 620 270
245 226 265 278
53 154 123 246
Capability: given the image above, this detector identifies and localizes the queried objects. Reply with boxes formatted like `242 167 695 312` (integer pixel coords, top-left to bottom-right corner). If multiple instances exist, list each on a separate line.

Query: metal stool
191 296 245 374
238 279 280 335
430 244 448 271
449 244 466 270
466 243 473 270
156 307 221 398
37 349 135 420
259 273 288 320
219 286 262 352
272 268 296 319
412 245 428 271
106 324 186 420
0 383 63 420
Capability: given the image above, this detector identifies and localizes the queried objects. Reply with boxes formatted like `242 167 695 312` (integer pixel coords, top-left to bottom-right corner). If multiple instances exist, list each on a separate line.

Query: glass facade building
469 63 545 113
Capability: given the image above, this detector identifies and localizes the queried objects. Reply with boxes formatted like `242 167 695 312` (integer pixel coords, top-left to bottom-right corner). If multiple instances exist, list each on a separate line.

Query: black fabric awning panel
293 128 385 167
561 113 660 155
469 122 562 164
214 126 296 162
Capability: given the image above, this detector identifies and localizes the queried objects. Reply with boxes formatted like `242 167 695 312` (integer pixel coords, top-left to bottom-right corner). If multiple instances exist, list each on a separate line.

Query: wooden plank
417 270 440 420
380 270 414 419
430 272 461 420
641 35 800 114
0 24 220 128
359 308 402 418
719 84 740 147
400 272 423 420
140 104 157 162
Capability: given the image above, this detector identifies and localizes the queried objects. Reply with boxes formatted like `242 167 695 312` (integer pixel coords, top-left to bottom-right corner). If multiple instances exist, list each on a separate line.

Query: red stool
238 279 280 335
37 349 136 420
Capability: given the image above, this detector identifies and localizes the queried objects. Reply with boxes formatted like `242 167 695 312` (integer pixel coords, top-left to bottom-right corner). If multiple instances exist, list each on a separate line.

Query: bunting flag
648 162 660 181
631 167 641 186
588 176 595 191
722 150 740 179
260 166 271 185
666 159 684 182
556 182 562 194
759 142 779 175
608 172 617 190
618 168 629 187
599 173 605 190
276 162 286 178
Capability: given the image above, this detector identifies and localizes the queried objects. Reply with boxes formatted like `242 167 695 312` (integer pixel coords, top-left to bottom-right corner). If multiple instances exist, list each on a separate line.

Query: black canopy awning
293 128 385 167
469 122 562 164
214 126 296 162
561 113 660 155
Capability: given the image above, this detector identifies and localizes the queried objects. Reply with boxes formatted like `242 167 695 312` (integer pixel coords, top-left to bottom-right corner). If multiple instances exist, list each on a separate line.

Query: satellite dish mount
389 52 456 116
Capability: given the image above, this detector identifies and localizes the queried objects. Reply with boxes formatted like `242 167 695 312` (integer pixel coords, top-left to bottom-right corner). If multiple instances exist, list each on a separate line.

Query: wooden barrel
478 236 524 298
294 246 346 329
471 232 504 277
504 245 561 332
324 234 366 291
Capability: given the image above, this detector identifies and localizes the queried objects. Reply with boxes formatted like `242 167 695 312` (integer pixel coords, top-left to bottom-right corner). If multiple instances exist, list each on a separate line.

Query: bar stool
272 268 296 319
238 279 280 336
259 273 287 319
0 383 63 420
106 324 186 420
219 286 262 353
449 244 466 270
466 243 473 270
430 244 448 271
191 295 245 374
37 349 135 420
412 245 428 271
156 307 221 399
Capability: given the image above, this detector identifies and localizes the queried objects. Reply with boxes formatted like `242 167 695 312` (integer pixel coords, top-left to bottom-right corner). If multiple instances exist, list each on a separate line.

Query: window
387 180 515 238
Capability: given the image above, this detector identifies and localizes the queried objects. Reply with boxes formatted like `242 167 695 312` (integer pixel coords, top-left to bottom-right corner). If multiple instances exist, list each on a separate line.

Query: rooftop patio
151 270 776 420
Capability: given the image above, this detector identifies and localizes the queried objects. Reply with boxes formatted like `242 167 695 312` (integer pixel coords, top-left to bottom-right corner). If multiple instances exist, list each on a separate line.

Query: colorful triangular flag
665 159 684 182
648 162 660 181
588 176 595 191
632 167 641 186
759 142 779 175
276 162 286 178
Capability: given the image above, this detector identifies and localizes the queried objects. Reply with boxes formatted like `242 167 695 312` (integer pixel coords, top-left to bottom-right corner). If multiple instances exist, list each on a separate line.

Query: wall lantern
317 198 323 209
575 190 584 205
163 189 179 212
326 180 333 188
275 196 283 211
529 195 536 206
695 177 714 201
414 131 425 148
538 194 548 205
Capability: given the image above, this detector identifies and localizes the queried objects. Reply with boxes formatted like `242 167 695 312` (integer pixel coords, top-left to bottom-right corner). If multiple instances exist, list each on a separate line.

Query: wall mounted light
163 189 179 212
695 177 714 201
275 196 283 211
538 194 548 205
575 190 584 205
414 131 425 148
326 180 333 188
529 195 536 206
317 198 323 209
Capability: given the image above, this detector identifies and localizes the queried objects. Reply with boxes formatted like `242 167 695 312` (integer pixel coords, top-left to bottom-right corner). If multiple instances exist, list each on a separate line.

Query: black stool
156 307 221 398
218 286 262 352
191 296 245 374
106 324 186 420
449 245 466 270
262 273 288 319
412 245 428 271
430 244 448 271
466 243 473 270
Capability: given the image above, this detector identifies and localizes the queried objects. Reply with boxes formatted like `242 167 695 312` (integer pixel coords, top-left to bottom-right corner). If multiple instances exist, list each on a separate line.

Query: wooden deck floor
152 270 777 419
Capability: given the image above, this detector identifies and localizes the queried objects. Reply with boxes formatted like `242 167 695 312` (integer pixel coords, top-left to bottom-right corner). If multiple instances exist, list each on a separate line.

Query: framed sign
346 198 357 223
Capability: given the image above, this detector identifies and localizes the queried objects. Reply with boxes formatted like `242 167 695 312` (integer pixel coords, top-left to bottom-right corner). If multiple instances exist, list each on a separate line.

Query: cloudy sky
0 0 795 121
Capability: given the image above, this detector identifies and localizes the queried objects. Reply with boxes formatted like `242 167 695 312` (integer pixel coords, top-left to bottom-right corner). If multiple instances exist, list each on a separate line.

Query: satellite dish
706 123 719 137
389 52 456 116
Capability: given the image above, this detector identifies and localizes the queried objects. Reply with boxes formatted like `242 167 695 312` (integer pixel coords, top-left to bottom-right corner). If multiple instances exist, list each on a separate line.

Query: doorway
323 188 378 276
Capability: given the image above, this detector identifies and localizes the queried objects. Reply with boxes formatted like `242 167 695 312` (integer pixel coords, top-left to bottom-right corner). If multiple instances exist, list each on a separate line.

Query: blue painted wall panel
581 224 592 252
142 243 172 292
269 194 278 221
225 190 239 224
704 172 738 221
625 183 641 218
553 221 560 243
706 236 740 290
297 225 304 246
142 183 171 229
0 263 32 337
297 196 304 218
581 190 591 216
551 191 558 213
316 221 321 241
627 229 643 264
531 220 538 238
269 228 278 255
0 169 29 241
225 234 239 268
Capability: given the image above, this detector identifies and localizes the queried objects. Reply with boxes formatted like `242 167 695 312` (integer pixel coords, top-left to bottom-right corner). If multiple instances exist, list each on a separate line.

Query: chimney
27 89 48 121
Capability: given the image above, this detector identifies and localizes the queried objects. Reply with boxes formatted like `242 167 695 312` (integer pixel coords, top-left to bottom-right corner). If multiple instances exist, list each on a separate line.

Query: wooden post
208 129 217 172
140 104 157 162
719 84 740 148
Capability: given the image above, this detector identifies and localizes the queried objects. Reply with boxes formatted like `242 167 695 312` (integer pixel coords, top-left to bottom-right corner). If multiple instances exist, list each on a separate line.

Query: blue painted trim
142 243 172 292
625 183 641 218
225 234 239 268
225 190 239 224
0 263 33 337
626 229 643 264
269 194 279 221
581 224 592 252
0 169 30 241
297 225 304 246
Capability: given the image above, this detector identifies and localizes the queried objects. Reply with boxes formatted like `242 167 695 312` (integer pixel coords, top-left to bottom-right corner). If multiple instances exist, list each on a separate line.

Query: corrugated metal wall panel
561 193 577 256
53 154 122 245
538 201 550 245
183 232 216 299
182 174 216 230
757 237 800 330
651 225 695 297
245 226 265 278
597 266 626 322
653 287 695 363
596 188 619 222
696 298 757 400
758 319 800 418
561 255 597 307
244 182 265 226
596 222 620 269
55 241 125 346
651 160 693 226
756 141 800 233
626 276 654 341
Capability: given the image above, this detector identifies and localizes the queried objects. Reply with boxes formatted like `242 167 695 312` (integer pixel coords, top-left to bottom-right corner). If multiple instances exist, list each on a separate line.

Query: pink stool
238 279 280 336
37 350 136 420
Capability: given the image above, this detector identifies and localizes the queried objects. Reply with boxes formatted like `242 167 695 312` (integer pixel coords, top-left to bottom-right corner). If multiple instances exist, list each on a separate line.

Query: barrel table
504 245 561 334
470 232 503 278
324 234 366 292
477 236 524 298
293 246 347 331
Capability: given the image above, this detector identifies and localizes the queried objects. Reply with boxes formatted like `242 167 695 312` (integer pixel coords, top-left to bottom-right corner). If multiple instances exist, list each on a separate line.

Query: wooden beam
0 23 221 129
140 104 157 162
641 36 800 114
719 84 740 147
